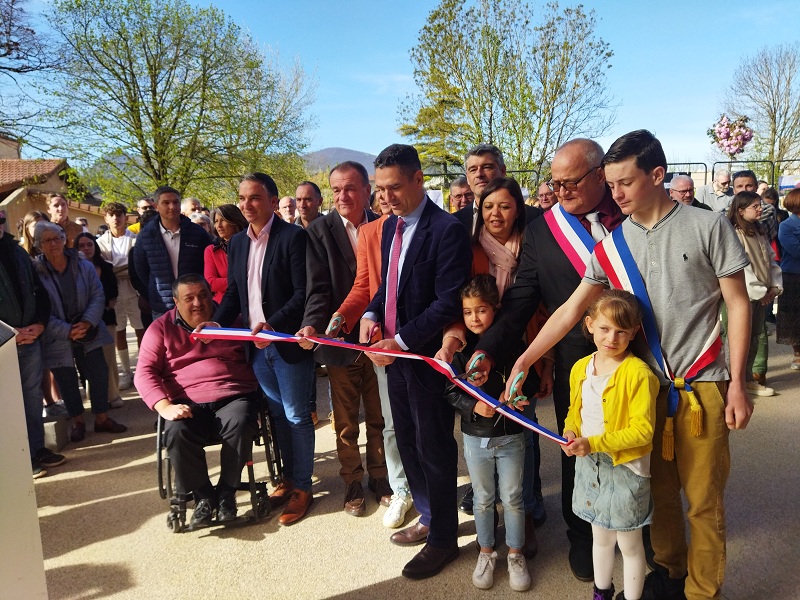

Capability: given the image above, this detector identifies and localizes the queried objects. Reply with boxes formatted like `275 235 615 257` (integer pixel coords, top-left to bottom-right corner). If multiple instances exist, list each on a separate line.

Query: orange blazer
336 213 389 335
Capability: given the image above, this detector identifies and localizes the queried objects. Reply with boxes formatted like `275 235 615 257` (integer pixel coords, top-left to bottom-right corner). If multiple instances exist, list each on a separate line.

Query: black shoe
401 544 459 580
190 498 215 528
369 477 393 506
640 566 687 600
593 583 615 600
217 490 238 522
35 448 67 468
459 486 474 515
567 531 594 582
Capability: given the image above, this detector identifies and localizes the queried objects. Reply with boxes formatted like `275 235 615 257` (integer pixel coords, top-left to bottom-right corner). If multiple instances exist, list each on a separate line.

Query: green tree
0 0 54 137
724 44 800 171
45 0 315 204
400 0 614 184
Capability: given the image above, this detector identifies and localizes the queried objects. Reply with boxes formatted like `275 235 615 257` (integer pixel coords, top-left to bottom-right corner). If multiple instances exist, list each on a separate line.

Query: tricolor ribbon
191 327 568 446
594 228 721 460
543 203 598 277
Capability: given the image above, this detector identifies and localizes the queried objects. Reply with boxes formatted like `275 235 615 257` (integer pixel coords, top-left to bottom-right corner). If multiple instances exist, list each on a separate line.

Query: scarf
479 228 520 297
736 229 771 291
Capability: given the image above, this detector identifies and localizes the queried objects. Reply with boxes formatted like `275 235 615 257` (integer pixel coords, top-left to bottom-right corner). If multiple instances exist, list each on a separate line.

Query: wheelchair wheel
167 512 183 533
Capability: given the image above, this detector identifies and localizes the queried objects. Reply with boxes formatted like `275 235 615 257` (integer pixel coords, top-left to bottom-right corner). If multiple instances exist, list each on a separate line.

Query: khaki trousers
651 381 730 600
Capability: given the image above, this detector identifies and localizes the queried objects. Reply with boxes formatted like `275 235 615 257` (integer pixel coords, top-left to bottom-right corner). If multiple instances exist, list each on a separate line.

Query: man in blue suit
362 144 471 580
213 172 315 527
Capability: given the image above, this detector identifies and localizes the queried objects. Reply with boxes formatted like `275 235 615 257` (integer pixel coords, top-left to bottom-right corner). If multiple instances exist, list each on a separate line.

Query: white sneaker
507 552 531 591
383 493 412 528
109 396 124 409
472 550 497 589
118 372 133 390
746 380 774 397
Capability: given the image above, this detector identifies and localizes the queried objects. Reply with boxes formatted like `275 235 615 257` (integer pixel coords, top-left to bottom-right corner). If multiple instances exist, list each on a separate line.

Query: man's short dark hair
102 202 128 216
465 143 505 169
297 181 322 198
601 129 667 173
240 172 279 198
153 185 181 204
153 186 181 204
374 144 422 178
171 273 210 298
330 162 369 186
733 169 757 186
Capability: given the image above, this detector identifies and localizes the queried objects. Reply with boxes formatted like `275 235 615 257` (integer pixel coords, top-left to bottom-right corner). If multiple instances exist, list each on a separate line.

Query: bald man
668 175 711 210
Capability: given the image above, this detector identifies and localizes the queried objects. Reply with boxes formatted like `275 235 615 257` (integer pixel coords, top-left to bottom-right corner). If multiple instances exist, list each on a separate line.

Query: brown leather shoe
390 522 430 546
344 480 366 516
278 489 313 526
270 479 294 509
401 543 459 579
369 477 393 507
94 417 127 434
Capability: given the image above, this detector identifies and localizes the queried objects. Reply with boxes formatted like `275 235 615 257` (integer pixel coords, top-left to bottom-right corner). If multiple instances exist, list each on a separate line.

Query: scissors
355 322 382 361
494 371 527 425
454 353 485 382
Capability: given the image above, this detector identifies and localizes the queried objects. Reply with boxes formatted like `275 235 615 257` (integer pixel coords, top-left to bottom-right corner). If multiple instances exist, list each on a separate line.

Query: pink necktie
384 217 405 338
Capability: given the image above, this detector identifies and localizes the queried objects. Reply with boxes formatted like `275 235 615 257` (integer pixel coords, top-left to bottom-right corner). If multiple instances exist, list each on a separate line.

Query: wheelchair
156 393 282 533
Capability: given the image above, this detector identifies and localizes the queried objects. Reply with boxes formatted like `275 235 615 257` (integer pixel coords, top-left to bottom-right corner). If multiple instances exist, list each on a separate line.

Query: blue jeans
463 432 526 550
52 345 109 416
18 338 45 458
253 345 315 491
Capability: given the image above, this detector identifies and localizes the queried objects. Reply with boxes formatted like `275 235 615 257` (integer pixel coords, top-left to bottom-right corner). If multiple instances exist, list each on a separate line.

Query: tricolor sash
594 227 722 460
543 204 597 277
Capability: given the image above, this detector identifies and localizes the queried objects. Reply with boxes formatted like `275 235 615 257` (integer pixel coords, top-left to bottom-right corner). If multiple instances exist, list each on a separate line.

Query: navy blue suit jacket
214 216 310 364
366 198 471 358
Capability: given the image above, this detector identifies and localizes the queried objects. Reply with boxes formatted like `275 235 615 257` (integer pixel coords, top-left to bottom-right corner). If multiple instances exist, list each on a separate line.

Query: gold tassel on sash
662 416 675 461
674 377 704 437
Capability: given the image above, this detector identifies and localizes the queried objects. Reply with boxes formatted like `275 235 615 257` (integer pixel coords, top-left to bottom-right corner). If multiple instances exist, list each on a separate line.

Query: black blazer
303 209 377 366
455 202 542 233
477 214 595 369
214 216 310 364
365 198 471 358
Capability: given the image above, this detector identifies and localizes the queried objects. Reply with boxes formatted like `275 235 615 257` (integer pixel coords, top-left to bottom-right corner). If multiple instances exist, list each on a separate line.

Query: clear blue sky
206 0 800 167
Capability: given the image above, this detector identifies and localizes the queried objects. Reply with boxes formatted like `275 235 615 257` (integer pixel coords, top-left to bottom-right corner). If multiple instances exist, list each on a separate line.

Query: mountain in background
303 147 377 175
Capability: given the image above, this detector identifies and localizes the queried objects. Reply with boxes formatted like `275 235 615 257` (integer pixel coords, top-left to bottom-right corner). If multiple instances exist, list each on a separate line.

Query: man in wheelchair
135 273 259 527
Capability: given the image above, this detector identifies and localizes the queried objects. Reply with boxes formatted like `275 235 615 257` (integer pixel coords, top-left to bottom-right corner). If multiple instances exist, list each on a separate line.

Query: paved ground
34 331 800 599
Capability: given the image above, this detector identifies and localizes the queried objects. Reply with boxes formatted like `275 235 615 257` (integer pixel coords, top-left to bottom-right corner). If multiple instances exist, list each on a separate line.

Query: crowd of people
6 131 800 600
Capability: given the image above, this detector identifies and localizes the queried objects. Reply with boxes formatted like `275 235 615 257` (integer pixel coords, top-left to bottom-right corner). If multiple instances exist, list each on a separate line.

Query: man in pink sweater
135 273 259 528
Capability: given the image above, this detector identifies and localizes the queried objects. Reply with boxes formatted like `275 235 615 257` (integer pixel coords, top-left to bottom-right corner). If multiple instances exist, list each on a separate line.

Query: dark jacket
303 209 378 366
215 216 311 364
445 336 537 438
131 215 210 314
365 198 471 357
0 234 50 328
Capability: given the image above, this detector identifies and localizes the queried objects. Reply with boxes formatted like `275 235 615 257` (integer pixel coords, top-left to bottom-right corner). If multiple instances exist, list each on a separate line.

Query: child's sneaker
593 583 615 600
472 550 496 589
507 552 531 592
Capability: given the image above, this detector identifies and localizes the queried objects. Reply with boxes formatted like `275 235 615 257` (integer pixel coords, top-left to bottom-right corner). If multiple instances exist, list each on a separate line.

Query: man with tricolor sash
472 138 622 582
501 130 753 600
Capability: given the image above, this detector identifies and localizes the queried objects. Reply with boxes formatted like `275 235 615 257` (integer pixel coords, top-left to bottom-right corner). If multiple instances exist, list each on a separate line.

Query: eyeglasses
40 236 64 245
451 192 474 201
548 166 600 193
671 188 694 196
537 192 555 200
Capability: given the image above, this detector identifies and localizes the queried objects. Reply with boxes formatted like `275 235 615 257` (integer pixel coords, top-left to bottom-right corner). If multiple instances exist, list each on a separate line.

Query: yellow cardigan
565 353 659 466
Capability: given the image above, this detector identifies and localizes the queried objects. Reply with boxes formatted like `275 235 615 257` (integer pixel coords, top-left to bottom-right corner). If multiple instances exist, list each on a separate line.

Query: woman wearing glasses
33 221 127 443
